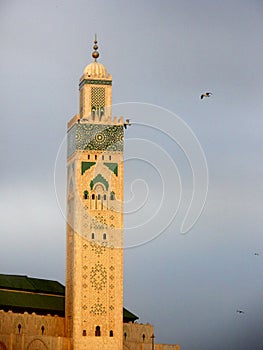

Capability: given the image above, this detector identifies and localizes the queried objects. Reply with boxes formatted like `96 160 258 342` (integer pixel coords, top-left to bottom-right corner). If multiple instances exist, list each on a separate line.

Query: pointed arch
26 339 48 350
90 174 109 191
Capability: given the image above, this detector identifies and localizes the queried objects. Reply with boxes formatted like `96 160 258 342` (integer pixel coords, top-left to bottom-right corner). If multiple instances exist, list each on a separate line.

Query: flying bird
236 310 245 314
124 119 131 129
254 252 260 256
201 92 213 99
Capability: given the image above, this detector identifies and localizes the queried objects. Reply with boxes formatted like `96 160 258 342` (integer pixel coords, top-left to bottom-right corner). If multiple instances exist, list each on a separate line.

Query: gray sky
1 1 263 349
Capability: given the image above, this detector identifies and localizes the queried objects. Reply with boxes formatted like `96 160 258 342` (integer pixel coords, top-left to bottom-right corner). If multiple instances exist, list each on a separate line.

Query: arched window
103 194 107 200
18 324 21 334
110 192 115 200
92 194 95 200
109 155 112 160
95 326 101 337
82 330 87 336
109 330 113 337
103 233 106 240
124 332 127 341
102 155 104 160
142 334 145 342
41 325 45 335
83 190 89 199
92 106 96 118
91 233 95 240
98 194 101 200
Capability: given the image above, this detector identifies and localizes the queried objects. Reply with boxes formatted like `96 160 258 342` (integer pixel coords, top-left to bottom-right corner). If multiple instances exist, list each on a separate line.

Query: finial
92 34 99 61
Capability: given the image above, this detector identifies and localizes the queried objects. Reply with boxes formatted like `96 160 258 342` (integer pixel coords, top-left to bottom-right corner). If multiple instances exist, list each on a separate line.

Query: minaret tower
66 37 124 350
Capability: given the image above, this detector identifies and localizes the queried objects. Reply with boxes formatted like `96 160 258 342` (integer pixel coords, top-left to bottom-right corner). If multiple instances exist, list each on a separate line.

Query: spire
92 34 99 62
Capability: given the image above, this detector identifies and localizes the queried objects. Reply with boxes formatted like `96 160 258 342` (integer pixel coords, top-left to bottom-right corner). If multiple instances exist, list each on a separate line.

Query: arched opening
95 326 101 336
142 333 145 342
110 192 115 200
103 233 106 240
83 190 89 199
82 330 87 336
26 339 48 350
92 106 96 118
109 330 113 337
18 324 21 334
41 325 45 335
91 233 95 240
124 332 127 341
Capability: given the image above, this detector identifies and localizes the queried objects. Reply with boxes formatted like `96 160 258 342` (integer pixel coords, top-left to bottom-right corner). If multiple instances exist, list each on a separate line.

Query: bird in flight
254 252 260 256
236 310 245 314
124 119 131 129
201 92 213 99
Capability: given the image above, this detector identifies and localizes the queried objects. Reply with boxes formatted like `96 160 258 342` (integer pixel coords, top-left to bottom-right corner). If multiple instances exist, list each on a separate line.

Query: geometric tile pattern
68 123 124 156
76 124 124 151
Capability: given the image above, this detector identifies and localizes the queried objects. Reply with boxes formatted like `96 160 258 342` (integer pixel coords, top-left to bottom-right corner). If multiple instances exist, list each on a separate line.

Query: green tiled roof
123 307 139 323
0 274 64 295
0 290 65 316
0 274 138 322
0 274 65 316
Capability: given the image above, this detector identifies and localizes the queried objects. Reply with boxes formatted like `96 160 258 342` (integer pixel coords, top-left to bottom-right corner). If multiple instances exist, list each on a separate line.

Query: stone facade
0 310 180 350
0 310 69 350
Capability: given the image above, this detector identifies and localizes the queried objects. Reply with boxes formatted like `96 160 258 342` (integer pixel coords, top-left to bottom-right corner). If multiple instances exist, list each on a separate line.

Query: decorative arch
90 174 109 191
26 339 48 350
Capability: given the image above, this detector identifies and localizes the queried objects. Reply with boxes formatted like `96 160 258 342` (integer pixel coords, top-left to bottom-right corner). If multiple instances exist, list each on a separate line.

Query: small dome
84 61 108 78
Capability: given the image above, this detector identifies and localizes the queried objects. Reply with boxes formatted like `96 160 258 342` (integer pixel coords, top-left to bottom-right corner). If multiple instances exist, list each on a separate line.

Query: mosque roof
84 61 108 78
0 274 65 316
0 274 138 322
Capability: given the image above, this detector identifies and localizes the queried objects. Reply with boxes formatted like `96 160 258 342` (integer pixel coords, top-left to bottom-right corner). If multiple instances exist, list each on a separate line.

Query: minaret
66 37 124 350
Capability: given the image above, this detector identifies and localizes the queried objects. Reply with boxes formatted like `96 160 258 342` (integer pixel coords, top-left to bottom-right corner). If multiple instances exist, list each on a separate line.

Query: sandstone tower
66 37 124 350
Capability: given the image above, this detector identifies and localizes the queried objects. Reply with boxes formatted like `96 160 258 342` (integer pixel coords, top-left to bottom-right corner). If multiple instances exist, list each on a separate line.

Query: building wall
0 310 69 350
123 323 180 350
155 344 180 350
0 311 179 350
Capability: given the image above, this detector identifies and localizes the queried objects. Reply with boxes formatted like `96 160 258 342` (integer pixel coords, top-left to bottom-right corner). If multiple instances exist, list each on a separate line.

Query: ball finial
92 34 99 61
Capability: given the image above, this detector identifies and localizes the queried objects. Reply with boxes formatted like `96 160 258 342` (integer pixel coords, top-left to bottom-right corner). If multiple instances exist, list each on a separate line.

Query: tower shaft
66 40 124 350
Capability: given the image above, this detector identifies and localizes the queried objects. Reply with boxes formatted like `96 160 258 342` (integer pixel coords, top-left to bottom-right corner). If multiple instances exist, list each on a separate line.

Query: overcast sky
1 1 263 349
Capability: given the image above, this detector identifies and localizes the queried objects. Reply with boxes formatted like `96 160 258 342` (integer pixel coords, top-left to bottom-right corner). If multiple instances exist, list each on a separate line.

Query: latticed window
91 87 105 118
